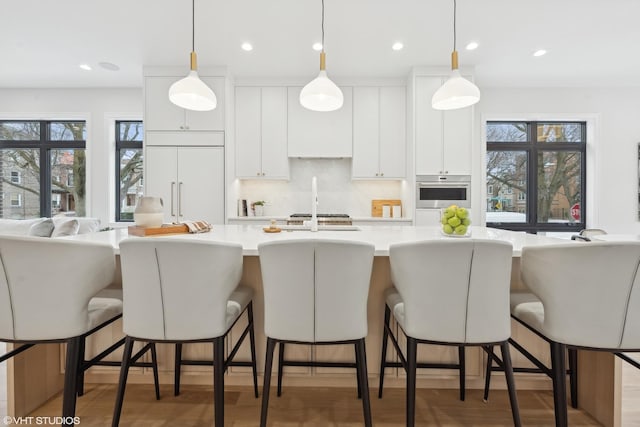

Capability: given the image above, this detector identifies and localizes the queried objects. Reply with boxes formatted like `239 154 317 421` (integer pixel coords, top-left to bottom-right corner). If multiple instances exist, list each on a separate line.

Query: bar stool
258 239 375 427
488 242 640 427
379 239 521 427
0 236 137 426
112 238 259 427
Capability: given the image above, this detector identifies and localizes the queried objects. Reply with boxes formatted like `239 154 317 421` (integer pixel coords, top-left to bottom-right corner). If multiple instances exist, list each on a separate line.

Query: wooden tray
371 199 402 217
128 224 190 237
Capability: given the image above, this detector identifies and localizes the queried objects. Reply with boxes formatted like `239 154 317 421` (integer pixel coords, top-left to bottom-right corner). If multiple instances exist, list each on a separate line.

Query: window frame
486 121 587 233
0 120 86 217
115 120 143 222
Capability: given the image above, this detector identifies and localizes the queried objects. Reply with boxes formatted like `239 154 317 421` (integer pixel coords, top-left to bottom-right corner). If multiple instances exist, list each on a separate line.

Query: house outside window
486 121 586 233
116 121 143 222
0 120 86 219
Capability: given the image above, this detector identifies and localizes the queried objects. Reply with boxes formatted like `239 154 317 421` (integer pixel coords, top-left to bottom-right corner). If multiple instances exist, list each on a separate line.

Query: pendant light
168 0 217 111
432 0 480 110
300 0 343 112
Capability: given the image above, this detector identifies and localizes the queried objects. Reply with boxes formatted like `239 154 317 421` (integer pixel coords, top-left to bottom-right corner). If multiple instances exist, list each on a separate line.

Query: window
10 193 21 207
486 121 586 233
116 121 143 222
0 121 86 219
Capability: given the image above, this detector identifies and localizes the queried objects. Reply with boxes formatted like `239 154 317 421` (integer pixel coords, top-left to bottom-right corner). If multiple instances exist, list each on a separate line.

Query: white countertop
63 225 564 256
591 234 640 242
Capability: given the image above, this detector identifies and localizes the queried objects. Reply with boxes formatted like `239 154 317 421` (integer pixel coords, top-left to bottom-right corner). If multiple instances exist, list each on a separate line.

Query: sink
279 225 361 231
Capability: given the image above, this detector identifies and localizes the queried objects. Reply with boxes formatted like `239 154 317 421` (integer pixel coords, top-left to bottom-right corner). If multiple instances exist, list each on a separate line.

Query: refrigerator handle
170 182 176 218
178 182 184 217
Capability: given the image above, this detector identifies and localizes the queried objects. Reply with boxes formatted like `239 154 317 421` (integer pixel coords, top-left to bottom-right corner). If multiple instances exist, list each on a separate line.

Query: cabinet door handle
375 173 379 177
257 172 260 176
178 182 184 217
170 182 176 217
381 172 384 177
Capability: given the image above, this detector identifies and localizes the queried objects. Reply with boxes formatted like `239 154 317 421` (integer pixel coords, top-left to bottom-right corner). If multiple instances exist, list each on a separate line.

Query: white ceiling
2 0 639 89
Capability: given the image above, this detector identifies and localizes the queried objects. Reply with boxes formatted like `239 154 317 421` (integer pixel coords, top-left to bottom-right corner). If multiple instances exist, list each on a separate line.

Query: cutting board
371 199 402 217
128 224 190 237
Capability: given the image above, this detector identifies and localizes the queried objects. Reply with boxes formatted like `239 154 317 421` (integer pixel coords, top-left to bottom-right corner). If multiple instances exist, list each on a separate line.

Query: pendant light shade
432 0 480 110
168 0 217 111
300 0 343 112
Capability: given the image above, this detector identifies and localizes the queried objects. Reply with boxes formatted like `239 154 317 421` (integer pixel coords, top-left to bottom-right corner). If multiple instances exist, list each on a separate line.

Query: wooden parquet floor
29 384 603 426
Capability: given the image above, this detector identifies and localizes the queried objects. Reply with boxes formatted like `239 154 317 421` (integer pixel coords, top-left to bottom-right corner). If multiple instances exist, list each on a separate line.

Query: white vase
254 205 264 216
134 197 164 227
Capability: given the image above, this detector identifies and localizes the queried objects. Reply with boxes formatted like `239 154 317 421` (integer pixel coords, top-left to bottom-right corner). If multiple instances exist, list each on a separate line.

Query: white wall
0 88 142 226
235 159 405 218
476 87 640 234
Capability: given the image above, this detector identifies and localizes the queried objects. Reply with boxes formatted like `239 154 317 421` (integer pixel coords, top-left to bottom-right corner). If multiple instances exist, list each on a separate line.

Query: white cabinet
352 86 406 178
145 76 226 131
414 209 441 226
415 76 472 175
145 144 225 224
287 86 353 158
235 86 289 179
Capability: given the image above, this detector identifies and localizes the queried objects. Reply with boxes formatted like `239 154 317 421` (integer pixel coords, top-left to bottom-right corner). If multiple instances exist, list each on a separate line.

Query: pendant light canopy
432 0 480 111
169 0 217 111
300 0 343 112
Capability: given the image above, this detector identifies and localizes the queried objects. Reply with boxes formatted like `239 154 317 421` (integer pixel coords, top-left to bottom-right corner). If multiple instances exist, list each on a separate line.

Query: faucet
310 176 318 232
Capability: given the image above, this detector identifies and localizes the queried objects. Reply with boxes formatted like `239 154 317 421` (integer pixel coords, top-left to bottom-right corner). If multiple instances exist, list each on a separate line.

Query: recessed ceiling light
533 49 547 57
465 41 479 50
99 62 120 71
312 42 323 51
241 42 253 52
392 42 404 51
79 64 92 71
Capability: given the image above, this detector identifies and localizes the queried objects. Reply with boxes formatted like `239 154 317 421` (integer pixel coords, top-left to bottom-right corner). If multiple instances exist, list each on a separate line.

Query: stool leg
277 342 285 397
550 341 569 427
174 343 183 396
261 337 277 427
406 336 417 427
458 346 466 401
150 343 160 400
568 348 578 408
112 336 135 427
355 341 362 399
501 341 522 427
213 337 225 427
483 345 494 402
378 304 391 399
356 338 372 427
76 337 86 397
248 302 259 399
62 337 82 425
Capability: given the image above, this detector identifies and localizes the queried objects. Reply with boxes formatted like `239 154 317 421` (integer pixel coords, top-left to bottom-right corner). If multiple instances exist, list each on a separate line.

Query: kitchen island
7 226 620 426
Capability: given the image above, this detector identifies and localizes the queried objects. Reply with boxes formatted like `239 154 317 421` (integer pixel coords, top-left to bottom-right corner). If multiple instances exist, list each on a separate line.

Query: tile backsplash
235 159 404 217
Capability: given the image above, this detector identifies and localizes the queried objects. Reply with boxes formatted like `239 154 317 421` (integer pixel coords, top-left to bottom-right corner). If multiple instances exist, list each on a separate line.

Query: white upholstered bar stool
0 236 127 426
380 239 521 427
112 238 258 427
258 239 375 427
501 242 640 427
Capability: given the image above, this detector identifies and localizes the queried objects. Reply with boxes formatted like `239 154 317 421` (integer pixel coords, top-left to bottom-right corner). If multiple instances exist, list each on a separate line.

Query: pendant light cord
192 0 195 52
453 0 457 52
321 0 325 50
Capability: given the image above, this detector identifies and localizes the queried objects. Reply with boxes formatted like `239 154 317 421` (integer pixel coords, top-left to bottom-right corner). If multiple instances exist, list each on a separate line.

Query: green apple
448 216 461 227
443 207 456 219
456 207 468 219
442 224 454 234
462 218 471 226
441 215 449 225
454 224 468 235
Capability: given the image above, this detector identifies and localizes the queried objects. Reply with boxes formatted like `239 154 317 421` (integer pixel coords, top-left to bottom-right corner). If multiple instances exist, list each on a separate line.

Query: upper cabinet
352 86 406 179
235 86 289 179
415 75 472 175
144 76 226 131
287 86 353 158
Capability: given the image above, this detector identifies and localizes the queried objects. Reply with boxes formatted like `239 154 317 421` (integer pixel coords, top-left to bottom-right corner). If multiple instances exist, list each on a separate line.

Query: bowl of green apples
441 204 471 237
